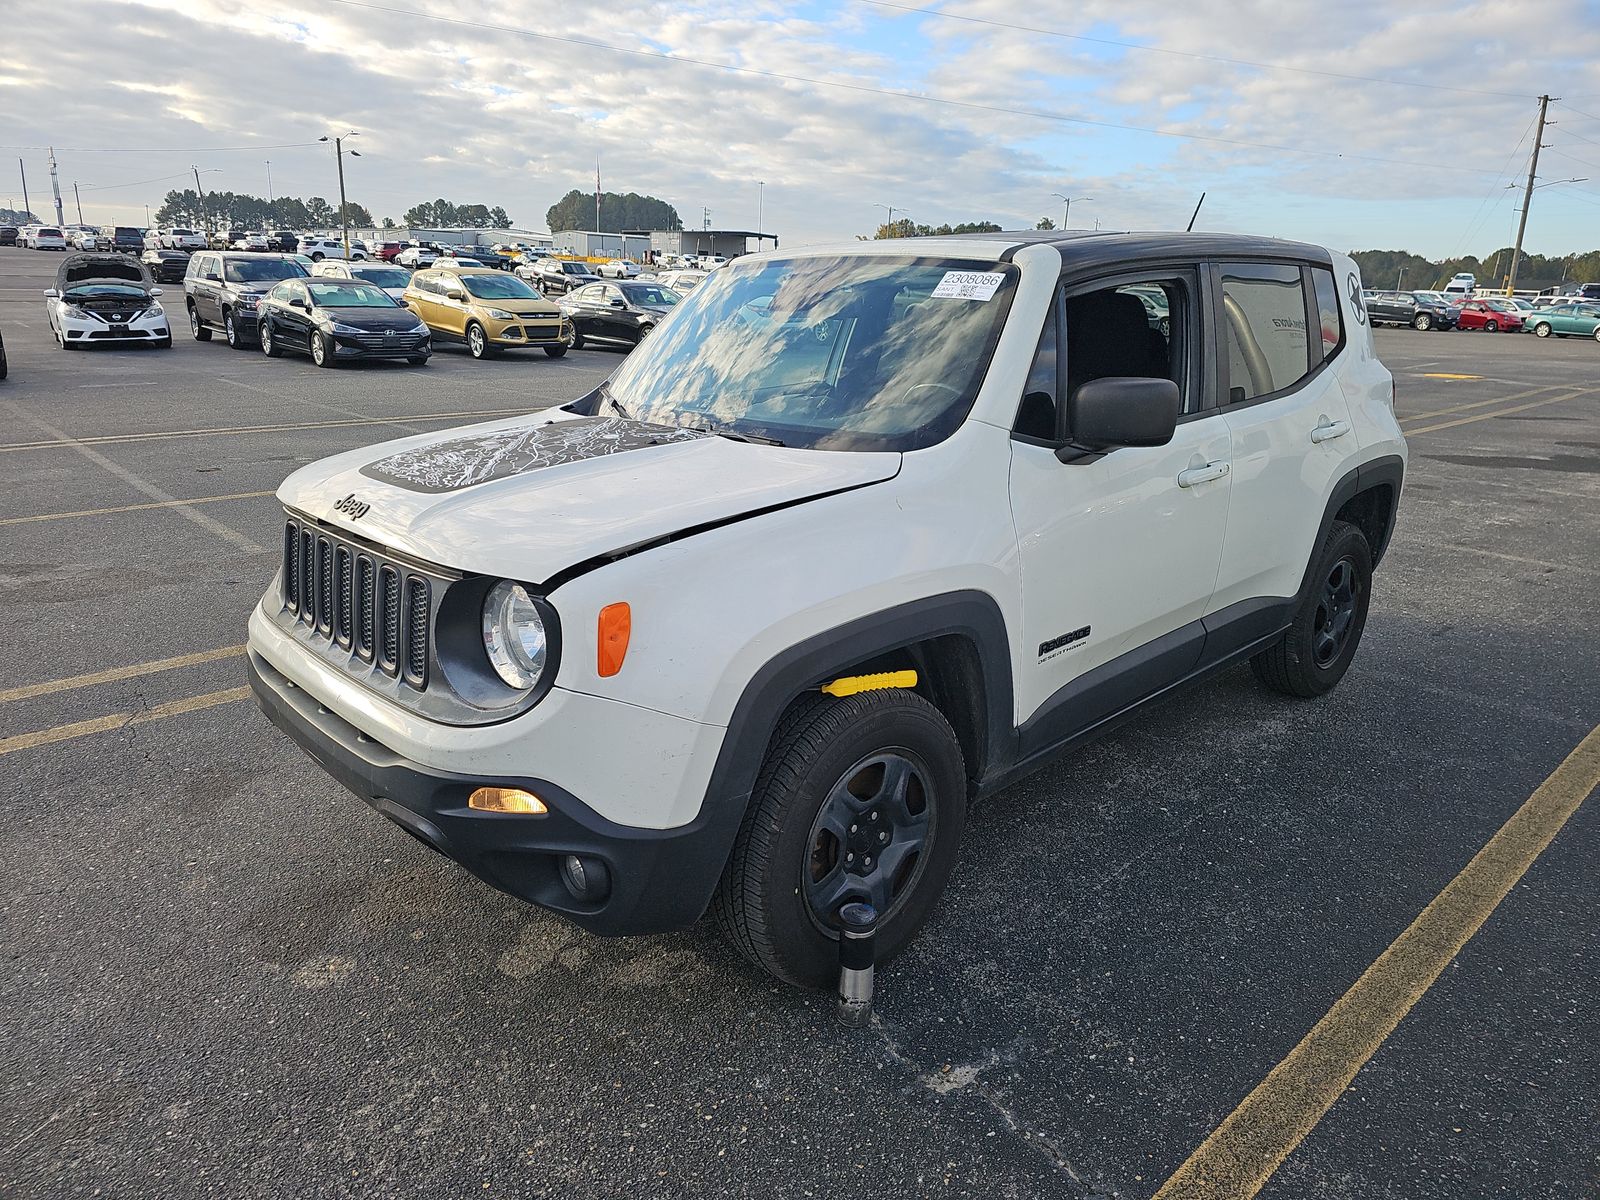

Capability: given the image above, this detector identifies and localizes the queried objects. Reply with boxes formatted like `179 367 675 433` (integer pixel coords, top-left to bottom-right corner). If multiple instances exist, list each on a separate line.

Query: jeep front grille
281 517 430 688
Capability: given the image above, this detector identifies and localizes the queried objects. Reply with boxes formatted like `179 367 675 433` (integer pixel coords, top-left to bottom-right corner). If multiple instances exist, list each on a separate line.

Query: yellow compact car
402 266 572 359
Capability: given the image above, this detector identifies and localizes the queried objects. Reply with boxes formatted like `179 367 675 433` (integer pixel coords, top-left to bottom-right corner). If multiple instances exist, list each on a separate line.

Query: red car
1455 299 1524 332
373 241 405 262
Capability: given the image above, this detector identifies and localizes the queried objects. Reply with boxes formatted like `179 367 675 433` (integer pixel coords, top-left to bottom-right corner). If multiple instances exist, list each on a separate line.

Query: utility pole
1508 95 1552 296
266 160 273 203
19 158 31 222
48 146 65 227
73 181 84 225
319 134 360 257
192 164 211 240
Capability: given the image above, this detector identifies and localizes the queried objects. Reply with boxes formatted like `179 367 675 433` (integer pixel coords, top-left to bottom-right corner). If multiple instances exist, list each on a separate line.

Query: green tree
402 198 516 228
338 202 373 227
871 219 1003 239
545 190 679 233
381 216 397 229
1036 216 1056 230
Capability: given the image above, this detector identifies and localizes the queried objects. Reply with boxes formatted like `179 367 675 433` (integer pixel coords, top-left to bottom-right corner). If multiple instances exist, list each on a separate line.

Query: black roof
942 229 1334 268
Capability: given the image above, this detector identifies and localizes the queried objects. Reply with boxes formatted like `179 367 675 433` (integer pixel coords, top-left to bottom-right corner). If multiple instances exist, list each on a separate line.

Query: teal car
1529 303 1600 340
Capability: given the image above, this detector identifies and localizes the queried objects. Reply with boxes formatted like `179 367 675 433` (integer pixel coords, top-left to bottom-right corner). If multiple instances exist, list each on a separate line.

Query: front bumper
61 313 171 343
248 650 738 935
485 315 571 346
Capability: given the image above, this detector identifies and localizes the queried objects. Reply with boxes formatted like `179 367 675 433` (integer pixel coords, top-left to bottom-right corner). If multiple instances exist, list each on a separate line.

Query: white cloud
3 0 1599 255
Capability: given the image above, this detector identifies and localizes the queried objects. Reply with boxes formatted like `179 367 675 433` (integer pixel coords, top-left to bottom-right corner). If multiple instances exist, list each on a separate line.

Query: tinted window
307 281 396 308
1311 267 1343 360
1063 279 1186 419
351 266 410 289
1221 263 1310 402
620 284 678 306
224 258 306 284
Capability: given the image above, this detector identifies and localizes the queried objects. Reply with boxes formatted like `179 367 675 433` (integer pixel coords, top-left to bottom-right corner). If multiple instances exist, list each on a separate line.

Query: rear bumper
248 651 737 935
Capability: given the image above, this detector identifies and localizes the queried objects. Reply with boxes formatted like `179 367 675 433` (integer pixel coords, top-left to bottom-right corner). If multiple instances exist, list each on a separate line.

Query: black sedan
256 277 431 367
559 281 680 349
140 248 191 283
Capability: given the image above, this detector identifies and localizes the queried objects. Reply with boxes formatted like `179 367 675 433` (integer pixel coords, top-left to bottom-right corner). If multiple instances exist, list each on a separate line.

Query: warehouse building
552 230 651 259
643 229 777 262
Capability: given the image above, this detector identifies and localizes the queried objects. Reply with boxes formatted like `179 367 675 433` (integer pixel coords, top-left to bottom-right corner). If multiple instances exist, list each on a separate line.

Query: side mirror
446 289 465 301
43 288 59 299
289 297 308 310
150 287 164 297
204 272 221 282
1056 377 1180 462
609 298 626 308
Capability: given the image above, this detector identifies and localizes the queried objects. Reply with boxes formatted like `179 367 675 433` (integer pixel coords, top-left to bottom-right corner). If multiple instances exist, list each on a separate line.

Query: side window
1312 267 1344 361
1220 263 1310 403
1013 303 1058 441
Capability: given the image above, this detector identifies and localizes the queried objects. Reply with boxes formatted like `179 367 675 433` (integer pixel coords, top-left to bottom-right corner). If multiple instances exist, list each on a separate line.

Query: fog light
468 786 546 815
560 854 611 903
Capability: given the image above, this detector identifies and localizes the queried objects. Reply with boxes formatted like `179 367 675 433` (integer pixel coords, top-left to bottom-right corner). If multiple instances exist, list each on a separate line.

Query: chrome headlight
484 307 517 320
329 321 364 335
234 293 260 308
481 581 550 689
63 304 91 320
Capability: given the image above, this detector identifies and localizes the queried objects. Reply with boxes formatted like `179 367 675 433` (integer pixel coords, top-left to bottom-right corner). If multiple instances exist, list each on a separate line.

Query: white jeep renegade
248 232 1404 987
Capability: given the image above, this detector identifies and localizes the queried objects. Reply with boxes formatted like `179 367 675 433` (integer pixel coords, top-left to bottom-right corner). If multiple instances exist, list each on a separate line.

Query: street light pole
757 180 765 248
73 181 84 225
873 202 898 237
1397 267 1406 290
321 133 361 257
1051 192 1091 229
266 159 273 204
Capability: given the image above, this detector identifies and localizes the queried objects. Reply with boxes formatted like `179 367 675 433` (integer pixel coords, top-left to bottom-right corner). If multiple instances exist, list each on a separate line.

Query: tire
1251 520 1373 699
224 309 242 349
1484 319 1498 333
1592 326 1600 343
310 251 325 262
189 304 211 342
310 331 334 368
712 688 968 988
635 323 653 343
1534 322 1552 338
260 319 282 357
466 322 492 359
543 344 567 358
1412 312 1432 331
570 327 586 350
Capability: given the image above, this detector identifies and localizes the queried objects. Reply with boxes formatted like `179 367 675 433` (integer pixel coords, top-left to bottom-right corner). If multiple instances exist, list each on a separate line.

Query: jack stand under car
835 901 878 1028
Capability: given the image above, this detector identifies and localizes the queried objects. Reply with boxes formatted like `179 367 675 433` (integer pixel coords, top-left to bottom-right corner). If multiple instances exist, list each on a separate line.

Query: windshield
225 258 306 284
1486 300 1518 313
307 281 397 308
66 283 147 298
460 273 540 300
352 266 411 289
621 284 679 307
603 256 1017 452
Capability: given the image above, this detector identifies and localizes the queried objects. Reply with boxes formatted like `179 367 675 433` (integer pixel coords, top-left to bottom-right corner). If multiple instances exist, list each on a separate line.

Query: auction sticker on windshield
931 270 1006 301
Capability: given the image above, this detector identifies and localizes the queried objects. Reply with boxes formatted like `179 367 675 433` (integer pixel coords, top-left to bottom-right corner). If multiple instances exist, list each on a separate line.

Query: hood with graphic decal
361 415 703 493
280 408 901 581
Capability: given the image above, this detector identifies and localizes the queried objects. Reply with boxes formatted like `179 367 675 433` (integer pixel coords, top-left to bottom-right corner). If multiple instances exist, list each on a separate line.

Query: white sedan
597 259 641 279
395 245 439 268
45 254 172 350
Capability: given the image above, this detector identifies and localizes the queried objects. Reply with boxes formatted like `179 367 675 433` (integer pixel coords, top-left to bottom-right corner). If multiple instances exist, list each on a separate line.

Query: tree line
869 219 1004 239
1351 246 1600 292
546 190 680 233
155 189 373 231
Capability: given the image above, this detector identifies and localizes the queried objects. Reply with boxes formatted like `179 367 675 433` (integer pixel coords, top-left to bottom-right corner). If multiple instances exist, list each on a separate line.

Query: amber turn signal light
597 602 631 677
468 787 547 815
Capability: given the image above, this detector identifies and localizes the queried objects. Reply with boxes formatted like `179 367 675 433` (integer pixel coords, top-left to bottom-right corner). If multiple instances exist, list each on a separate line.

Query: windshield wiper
603 390 632 421
672 413 785 446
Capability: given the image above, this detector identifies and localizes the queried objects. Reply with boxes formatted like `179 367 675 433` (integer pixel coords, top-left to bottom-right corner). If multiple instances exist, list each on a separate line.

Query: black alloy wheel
803 752 934 923
1313 557 1362 669
1485 319 1499 332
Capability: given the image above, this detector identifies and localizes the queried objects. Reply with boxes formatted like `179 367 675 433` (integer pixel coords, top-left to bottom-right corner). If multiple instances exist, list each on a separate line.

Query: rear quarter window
1219 262 1311 403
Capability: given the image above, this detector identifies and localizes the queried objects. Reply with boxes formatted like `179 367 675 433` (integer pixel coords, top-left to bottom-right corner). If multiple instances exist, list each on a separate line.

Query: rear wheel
1534 322 1553 338
1592 326 1600 343
570 327 586 350
1251 520 1372 698
189 304 211 342
260 319 282 357
713 688 967 988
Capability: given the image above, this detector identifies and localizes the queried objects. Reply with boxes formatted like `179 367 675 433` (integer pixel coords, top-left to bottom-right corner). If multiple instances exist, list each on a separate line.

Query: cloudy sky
5 0 1600 257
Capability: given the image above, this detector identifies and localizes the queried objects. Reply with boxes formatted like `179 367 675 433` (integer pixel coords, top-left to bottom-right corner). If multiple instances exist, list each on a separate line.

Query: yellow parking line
0 407 528 453
0 645 245 704
0 686 252 757
0 491 276 527
1398 385 1559 424
1153 723 1600 1200
1416 372 1482 380
1404 390 1587 436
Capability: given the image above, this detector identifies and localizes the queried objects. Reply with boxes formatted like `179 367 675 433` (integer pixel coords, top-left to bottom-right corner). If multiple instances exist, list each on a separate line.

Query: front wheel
1251 520 1372 698
1484 319 1499 332
466 322 492 359
1534 322 1552 338
224 309 243 349
260 320 282 357
189 305 211 342
1412 312 1432 331
310 331 334 368
713 688 967 988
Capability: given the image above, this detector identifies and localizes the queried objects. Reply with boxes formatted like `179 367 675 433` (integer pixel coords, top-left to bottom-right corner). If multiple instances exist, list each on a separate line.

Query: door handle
1177 461 1230 488
1311 419 1351 444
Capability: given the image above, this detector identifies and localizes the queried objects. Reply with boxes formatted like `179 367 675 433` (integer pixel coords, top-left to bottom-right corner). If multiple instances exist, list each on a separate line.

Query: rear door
1208 260 1358 618
190 254 220 325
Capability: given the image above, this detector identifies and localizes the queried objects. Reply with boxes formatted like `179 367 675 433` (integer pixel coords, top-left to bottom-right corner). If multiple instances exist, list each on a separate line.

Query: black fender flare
1297 454 1404 599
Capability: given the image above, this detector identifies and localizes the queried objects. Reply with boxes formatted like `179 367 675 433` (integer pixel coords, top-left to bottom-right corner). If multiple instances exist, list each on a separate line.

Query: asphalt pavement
1 246 1596 1199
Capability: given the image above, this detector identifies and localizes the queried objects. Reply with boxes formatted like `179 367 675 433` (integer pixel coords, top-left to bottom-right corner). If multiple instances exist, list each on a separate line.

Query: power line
0 141 324 154
852 0 1536 100
1443 109 1538 262
319 0 1517 181
79 171 201 193
1554 101 1600 124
